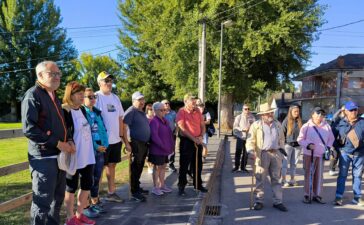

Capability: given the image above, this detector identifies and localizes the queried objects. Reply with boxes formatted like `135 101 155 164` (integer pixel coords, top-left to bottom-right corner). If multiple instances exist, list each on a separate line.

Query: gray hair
152 102 164 112
35 61 57 77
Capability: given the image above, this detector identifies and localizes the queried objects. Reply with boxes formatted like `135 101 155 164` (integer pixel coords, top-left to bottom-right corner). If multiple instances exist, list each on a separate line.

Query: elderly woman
62 82 96 225
297 107 334 204
148 102 175 196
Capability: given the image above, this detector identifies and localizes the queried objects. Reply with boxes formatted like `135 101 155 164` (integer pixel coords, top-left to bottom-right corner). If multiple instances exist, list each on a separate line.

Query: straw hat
257 103 276 115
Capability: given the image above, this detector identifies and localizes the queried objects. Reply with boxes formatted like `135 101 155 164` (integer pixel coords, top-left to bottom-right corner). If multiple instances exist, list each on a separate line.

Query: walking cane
123 146 132 200
194 143 199 192
250 165 255 210
309 149 314 203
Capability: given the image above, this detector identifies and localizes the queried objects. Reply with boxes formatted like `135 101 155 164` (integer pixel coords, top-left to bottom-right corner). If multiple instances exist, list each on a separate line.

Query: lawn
0 122 22 130
0 137 129 225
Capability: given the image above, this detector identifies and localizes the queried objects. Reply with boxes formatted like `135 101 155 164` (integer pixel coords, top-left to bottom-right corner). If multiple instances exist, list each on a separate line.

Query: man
332 101 364 206
246 103 288 212
232 104 255 173
22 61 75 225
95 71 125 203
176 94 207 196
162 99 177 172
123 91 151 202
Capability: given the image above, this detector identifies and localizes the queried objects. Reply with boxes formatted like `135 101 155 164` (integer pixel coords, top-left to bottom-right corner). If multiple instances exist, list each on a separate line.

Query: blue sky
54 0 364 72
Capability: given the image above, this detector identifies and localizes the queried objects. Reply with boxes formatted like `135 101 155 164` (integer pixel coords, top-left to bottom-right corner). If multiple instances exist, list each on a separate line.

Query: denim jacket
332 117 364 155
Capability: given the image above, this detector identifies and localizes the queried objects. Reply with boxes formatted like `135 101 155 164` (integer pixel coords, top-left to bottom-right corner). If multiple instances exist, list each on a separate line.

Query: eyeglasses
349 108 358 112
315 111 326 116
244 108 250 111
84 95 97 100
159 109 167 112
43 71 62 78
164 102 170 105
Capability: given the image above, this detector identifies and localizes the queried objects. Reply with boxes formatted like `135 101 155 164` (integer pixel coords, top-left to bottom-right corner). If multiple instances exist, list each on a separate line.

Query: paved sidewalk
220 137 364 225
94 136 223 225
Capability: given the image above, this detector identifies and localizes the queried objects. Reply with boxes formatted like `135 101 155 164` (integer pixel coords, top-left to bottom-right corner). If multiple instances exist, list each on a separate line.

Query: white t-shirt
71 109 95 169
95 91 124 144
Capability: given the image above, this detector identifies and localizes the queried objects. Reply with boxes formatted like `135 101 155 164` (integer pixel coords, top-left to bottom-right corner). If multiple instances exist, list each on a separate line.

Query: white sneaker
148 168 153 174
329 170 339 176
160 186 173 193
151 187 164 196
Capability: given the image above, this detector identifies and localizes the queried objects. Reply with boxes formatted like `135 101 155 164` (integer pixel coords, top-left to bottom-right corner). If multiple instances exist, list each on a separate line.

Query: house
294 54 364 120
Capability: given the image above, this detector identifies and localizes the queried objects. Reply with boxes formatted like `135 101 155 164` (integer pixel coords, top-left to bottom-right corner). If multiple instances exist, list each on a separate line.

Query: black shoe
178 187 186 196
273 203 288 212
302 195 311 204
197 187 208 193
169 164 177 172
231 168 239 173
253 202 263 210
132 192 146 202
241 169 249 173
139 188 149 195
313 196 326 204
333 197 343 206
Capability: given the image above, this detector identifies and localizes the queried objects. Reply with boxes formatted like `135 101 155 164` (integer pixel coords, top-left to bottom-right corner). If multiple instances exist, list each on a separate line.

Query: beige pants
255 150 283 205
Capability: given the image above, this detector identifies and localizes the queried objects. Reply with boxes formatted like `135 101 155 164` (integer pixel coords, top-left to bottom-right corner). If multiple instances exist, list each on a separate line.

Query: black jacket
21 82 68 159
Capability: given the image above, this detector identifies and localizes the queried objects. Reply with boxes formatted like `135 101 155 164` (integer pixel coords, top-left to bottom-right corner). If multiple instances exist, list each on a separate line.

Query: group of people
22 60 209 225
233 101 364 212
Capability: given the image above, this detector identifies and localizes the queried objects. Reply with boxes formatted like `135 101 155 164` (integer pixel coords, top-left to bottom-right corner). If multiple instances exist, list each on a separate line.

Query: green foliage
117 0 324 103
0 0 77 104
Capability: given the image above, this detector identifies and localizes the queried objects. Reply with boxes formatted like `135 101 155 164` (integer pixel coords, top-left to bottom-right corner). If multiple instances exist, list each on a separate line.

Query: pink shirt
297 119 334 157
176 107 203 137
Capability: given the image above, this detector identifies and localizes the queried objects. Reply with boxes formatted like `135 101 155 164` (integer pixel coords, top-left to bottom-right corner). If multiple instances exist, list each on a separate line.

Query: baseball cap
161 99 169 104
132 91 144 100
312 106 325 115
345 101 358 111
97 71 114 83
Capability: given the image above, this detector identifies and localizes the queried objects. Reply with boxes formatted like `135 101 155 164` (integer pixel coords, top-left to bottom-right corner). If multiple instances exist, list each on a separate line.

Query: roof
294 54 364 80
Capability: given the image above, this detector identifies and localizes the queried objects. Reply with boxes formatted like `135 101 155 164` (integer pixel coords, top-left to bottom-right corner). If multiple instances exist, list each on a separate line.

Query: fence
0 129 23 139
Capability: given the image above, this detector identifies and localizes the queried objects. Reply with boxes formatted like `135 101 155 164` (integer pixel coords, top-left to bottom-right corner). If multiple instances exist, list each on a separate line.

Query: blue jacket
332 117 364 155
83 106 109 153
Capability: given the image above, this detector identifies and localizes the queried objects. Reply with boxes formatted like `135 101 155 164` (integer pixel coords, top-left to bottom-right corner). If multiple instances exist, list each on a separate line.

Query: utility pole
198 18 207 103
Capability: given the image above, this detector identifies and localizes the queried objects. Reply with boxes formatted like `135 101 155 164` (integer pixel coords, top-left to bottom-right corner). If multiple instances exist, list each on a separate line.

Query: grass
0 137 130 225
0 123 22 130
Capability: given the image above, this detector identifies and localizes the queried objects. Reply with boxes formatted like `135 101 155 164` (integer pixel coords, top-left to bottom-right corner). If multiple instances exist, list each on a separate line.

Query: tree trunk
221 93 234 131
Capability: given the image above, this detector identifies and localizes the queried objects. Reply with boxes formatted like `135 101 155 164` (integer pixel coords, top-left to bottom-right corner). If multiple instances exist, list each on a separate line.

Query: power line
317 19 364 32
312 45 364 49
212 0 257 19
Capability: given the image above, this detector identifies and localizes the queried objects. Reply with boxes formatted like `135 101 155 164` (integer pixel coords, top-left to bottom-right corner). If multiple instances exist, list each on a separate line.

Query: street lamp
217 19 233 138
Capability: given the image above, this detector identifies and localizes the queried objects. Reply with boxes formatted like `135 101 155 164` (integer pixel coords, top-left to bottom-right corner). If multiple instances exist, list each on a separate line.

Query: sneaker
273 203 288 212
65 216 83 225
139 187 149 195
151 187 164 196
83 207 99 218
90 204 106 214
105 192 125 203
148 168 153 174
253 202 263 210
333 197 343 206
160 186 173 193
313 196 326 204
283 182 290 187
352 197 364 206
79 213 96 225
302 195 311 204
289 179 298 186
132 192 146 202
329 170 339 176
169 164 177 172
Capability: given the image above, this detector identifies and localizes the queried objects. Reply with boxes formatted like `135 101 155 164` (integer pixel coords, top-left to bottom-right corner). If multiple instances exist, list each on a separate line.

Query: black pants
178 136 203 189
169 135 177 166
234 138 247 170
130 140 148 194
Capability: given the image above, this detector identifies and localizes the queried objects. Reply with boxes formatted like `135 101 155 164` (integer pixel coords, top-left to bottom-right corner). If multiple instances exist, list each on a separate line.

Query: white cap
132 91 144 100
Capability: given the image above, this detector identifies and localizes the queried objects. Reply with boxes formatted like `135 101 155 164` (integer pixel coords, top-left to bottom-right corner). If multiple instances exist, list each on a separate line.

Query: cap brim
257 109 275 115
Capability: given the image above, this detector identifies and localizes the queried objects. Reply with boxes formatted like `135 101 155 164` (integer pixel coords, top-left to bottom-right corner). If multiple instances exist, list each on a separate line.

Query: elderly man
332 101 364 206
161 99 177 172
123 91 151 202
95 71 126 203
176 94 207 196
246 103 288 212
22 61 75 225
233 104 255 173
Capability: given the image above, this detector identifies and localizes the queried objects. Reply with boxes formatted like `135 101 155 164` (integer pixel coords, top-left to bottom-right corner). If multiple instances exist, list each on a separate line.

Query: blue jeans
29 158 66 225
336 152 364 198
90 151 105 198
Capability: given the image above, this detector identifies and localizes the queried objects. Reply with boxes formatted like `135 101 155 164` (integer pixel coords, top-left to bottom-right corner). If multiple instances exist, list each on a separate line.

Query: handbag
312 126 331 161
207 123 215 137
57 150 77 175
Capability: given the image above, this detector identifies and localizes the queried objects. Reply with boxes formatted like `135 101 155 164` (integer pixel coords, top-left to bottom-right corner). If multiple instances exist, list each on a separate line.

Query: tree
118 0 324 127
0 0 77 120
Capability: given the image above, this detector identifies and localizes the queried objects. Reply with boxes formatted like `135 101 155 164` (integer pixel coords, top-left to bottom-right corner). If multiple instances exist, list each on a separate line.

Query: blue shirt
164 110 176 132
123 106 151 142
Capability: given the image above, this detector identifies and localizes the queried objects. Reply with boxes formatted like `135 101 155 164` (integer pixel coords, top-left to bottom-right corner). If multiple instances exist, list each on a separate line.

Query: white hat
132 91 144 100
257 103 276 115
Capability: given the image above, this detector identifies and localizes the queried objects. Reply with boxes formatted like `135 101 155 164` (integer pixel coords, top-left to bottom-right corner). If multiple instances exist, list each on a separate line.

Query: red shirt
176 107 203 137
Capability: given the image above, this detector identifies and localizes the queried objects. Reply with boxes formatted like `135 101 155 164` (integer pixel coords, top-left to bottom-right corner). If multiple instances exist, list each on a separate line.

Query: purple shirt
149 116 175 156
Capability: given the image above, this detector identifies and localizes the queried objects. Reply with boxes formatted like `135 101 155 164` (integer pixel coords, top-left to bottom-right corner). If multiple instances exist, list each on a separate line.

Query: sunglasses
103 78 113 83
243 108 250 111
315 111 326 116
348 108 358 112
85 95 97 100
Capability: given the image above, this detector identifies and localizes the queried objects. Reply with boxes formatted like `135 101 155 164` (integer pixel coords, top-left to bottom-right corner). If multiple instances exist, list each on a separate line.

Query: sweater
149 116 175 156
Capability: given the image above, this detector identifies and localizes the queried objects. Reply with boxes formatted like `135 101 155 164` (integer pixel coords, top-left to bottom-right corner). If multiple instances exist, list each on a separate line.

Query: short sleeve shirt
95 91 124 144
176 107 203 137
123 106 151 142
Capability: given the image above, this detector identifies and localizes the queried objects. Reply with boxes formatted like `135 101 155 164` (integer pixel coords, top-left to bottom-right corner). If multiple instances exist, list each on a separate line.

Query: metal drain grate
205 205 221 216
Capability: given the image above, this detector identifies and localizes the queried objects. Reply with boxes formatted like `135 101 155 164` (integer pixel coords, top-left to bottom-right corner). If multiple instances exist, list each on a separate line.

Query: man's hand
57 141 75 154
194 136 203 145
125 143 132 153
97 146 107 152
248 151 256 161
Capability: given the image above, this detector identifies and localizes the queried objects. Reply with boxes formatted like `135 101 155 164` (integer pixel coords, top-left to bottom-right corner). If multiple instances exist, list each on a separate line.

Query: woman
148 102 175 196
83 88 109 215
62 82 96 225
297 107 334 204
281 105 302 187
